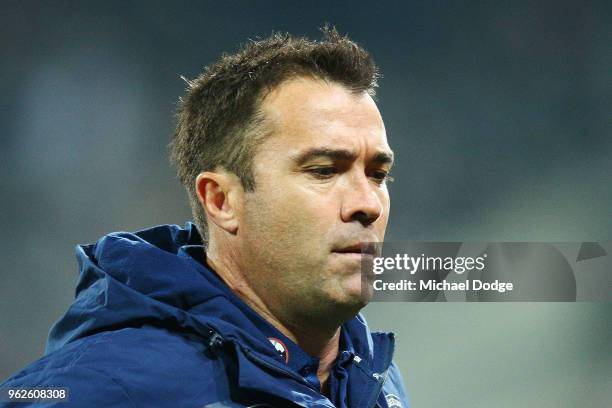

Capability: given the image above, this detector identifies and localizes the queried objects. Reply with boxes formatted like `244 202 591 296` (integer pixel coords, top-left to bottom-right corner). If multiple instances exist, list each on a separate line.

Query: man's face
237 77 392 326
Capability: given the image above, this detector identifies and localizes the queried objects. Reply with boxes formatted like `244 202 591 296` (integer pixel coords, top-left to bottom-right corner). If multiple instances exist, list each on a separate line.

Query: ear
195 171 242 234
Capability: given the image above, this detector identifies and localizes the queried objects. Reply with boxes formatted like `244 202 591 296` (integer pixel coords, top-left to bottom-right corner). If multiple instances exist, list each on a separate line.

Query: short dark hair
170 26 379 239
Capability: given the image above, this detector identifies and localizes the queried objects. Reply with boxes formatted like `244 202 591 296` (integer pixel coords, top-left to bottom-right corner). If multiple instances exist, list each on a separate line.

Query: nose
340 173 384 226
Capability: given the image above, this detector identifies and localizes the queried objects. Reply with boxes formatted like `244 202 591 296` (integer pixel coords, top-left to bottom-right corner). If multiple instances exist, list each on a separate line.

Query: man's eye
371 171 394 184
306 167 338 178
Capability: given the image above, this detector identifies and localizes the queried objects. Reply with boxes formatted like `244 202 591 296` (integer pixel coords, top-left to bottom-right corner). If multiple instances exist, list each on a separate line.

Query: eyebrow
291 148 394 167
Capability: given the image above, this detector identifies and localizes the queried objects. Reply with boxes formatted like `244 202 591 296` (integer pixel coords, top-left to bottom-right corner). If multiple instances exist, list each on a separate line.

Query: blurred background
1 1 610 406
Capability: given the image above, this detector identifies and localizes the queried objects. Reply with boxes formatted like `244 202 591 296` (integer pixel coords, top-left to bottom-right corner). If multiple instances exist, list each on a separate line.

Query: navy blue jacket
1 224 409 407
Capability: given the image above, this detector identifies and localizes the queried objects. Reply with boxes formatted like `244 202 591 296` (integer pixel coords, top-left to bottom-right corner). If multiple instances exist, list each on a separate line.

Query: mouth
332 242 378 258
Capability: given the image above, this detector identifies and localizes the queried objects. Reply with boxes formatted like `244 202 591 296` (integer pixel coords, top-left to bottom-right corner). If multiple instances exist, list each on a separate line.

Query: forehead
258 77 390 155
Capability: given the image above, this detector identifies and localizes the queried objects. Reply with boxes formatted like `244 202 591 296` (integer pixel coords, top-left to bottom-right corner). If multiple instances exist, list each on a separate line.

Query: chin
342 274 372 305
301 272 371 324
327 289 371 321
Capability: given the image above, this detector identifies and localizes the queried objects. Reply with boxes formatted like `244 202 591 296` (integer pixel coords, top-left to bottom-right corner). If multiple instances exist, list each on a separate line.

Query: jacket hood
47 223 392 373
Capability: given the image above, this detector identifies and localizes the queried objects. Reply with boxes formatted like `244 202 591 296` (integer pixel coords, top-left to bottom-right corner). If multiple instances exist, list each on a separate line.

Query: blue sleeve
0 367 136 408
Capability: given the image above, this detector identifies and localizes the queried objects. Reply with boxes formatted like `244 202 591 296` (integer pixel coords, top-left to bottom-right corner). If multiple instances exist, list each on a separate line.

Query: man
1 28 408 407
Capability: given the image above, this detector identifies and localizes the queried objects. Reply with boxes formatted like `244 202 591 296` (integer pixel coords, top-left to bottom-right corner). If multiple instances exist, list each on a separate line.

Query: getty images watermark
360 242 611 302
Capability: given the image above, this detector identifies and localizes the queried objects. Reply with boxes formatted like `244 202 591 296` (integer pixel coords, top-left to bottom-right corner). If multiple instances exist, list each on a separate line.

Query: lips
332 242 378 256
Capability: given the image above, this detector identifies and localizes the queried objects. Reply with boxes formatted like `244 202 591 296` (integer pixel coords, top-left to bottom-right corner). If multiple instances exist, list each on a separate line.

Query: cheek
243 187 305 236
273 182 338 222
246 186 339 254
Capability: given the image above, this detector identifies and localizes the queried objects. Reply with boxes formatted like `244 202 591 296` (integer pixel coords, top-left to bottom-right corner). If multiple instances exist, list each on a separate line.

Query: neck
206 243 341 393
292 325 340 395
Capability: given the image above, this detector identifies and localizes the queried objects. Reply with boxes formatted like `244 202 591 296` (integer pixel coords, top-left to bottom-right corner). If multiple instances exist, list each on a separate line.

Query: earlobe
195 172 240 234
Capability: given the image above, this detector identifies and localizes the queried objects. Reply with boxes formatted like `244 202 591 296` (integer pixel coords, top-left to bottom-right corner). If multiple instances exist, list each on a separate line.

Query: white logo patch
385 393 403 408
267 337 289 363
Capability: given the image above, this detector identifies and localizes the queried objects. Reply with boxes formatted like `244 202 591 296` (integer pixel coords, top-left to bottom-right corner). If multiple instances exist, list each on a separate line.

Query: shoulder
1 365 136 408
2 326 229 407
